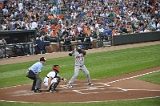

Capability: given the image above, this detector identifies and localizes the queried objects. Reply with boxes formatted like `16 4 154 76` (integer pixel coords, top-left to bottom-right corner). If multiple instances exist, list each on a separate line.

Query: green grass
0 97 160 106
0 44 160 106
1 44 160 88
137 71 160 84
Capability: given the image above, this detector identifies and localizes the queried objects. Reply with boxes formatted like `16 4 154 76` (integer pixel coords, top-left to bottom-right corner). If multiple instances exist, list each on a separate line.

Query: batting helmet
77 45 85 50
52 65 60 73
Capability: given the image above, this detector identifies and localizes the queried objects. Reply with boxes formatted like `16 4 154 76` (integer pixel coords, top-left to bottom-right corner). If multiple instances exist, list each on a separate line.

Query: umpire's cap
40 57 46 62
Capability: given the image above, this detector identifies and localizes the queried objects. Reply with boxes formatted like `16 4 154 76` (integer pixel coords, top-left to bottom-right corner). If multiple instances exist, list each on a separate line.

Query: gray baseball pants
68 65 92 85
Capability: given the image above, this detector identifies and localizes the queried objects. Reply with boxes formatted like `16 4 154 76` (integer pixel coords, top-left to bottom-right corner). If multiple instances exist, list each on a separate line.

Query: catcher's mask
52 65 60 73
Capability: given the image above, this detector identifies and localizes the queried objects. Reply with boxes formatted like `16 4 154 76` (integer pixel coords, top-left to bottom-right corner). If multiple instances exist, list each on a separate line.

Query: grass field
137 71 160 84
0 44 160 106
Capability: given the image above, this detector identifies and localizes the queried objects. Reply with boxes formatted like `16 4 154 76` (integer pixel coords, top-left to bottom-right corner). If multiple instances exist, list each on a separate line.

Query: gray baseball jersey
72 50 84 66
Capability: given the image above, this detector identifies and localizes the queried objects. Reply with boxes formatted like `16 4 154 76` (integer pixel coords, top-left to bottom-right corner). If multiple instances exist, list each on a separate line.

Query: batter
67 45 93 88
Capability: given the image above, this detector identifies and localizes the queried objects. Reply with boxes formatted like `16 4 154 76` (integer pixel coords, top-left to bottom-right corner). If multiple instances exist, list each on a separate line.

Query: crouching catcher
43 65 67 92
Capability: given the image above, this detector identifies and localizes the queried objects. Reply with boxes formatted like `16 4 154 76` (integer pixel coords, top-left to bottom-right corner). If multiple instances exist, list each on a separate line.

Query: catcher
43 64 67 92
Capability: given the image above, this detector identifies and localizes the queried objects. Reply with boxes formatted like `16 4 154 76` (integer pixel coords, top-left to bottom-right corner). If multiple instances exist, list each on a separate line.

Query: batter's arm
69 46 77 56
69 51 74 56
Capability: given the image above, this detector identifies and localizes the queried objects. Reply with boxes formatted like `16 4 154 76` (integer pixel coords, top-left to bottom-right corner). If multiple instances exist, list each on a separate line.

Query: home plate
88 86 99 90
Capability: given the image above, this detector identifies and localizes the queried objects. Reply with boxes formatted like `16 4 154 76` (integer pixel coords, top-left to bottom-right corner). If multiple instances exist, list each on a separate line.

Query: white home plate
88 86 99 90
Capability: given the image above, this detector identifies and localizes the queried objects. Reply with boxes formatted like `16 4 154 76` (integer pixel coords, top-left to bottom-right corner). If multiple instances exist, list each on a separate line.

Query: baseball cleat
88 83 93 86
31 88 35 91
34 89 42 93
50 89 58 93
66 84 73 88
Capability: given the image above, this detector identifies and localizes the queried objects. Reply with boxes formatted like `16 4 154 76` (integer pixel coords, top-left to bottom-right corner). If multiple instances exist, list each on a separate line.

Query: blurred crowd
0 0 160 42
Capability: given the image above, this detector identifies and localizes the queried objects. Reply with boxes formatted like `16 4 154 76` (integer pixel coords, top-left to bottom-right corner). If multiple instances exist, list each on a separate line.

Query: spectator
0 0 159 50
31 19 38 29
61 27 69 38
49 29 58 42
84 35 93 50
35 37 46 54
29 38 37 55
0 37 7 58
63 36 72 51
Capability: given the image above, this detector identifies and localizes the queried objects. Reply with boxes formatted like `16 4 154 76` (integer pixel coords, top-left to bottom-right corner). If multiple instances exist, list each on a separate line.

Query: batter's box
72 85 123 94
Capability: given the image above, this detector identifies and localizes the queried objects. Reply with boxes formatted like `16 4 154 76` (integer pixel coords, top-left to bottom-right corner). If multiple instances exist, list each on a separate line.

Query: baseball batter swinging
67 45 93 88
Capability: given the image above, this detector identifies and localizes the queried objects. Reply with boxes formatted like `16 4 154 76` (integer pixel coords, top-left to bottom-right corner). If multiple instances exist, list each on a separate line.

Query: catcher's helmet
52 65 60 73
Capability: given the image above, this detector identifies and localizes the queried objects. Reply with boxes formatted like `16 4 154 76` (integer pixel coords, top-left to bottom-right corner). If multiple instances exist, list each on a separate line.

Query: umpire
26 57 46 93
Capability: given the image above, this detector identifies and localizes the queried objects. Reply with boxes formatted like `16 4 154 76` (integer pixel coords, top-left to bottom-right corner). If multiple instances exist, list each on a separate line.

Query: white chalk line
105 70 160 86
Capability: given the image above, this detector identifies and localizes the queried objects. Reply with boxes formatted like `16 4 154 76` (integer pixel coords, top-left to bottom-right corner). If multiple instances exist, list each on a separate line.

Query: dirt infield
0 41 160 103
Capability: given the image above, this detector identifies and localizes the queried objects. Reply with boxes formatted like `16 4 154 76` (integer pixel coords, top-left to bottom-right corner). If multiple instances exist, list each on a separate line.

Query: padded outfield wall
112 31 160 46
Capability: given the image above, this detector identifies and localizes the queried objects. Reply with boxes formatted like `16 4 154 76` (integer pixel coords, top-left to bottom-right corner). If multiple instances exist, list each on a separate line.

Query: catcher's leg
50 77 60 92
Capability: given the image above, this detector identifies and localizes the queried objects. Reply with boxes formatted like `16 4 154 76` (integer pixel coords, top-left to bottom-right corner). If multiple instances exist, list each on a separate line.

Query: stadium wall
112 31 160 46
